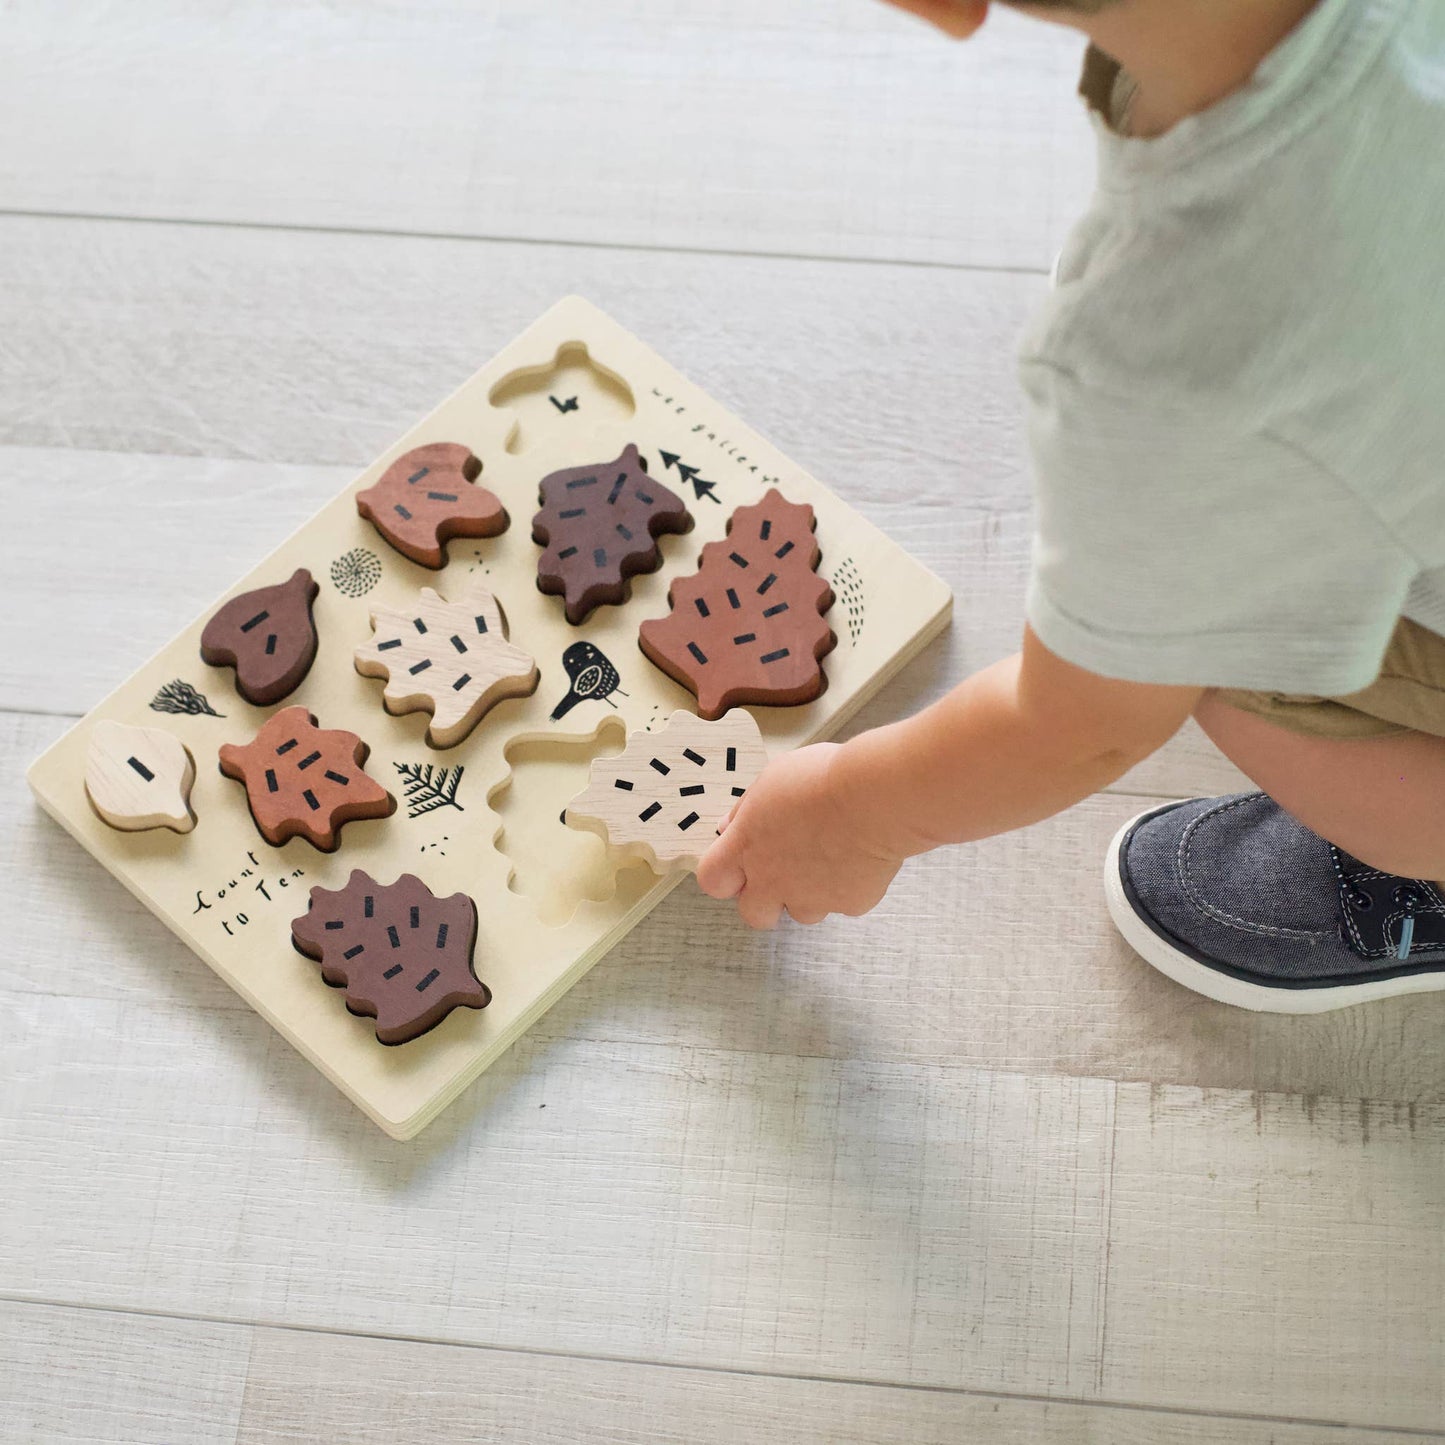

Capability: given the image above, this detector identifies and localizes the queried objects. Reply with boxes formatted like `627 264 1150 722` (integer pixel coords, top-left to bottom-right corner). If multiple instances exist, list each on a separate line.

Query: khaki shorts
1216 618 1445 741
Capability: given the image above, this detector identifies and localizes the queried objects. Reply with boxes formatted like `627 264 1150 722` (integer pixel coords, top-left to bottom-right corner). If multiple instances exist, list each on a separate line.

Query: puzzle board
27 297 952 1139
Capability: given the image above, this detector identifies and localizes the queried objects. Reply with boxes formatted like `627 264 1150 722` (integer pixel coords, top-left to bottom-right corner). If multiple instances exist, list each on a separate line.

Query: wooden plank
0 3 1094 271
14 709 1444 1104
1103 1085 1445 1433
0 215 1046 501
235 1324 1438 1444
0 1299 249 1445
0 999 1113 1399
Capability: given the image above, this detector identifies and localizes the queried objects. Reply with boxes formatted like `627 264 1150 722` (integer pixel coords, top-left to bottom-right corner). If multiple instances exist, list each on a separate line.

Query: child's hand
695 743 906 929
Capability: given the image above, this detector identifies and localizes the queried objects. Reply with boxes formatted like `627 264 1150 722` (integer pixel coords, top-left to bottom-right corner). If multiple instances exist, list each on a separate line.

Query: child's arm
696 626 1202 928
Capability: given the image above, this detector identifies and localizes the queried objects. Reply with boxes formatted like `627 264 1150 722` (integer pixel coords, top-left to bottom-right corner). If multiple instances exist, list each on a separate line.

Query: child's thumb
696 832 746 901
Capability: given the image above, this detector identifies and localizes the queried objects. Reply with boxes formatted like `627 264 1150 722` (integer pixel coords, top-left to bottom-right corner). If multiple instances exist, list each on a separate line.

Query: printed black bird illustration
550 641 626 720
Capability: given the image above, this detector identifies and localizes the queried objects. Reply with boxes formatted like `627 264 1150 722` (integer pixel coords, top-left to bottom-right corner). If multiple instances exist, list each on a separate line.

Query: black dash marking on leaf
775 540 795 559
732 785 746 796
614 779 634 790
387 926 400 948
364 895 374 917
757 574 777 595
324 920 344 930
265 768 278 793
593 547 607 568
414 618 428 634
126 756 154 781
426 491 458 503
474 615 489 634
680 784 705 797
733 633 756 645
558 546 578 560
409 659 432 675
608 473 628 505
448 633 467 653
616 523 633 541
409 906 420 928
265 634 278 656
416 968 440 992
566 475 598 490
302 788 320 810
650 758 670 775
687 642 708 665
394 503 412 521
639 802 662 822
276 739 299 755
325 770 348 785
760 648 790 664
636 490 654 505
683 749 705 766
694 598 710 618
436 923 449 948
383 964 403 979
726 747 737 772
297 751 321 770
452 673 471 691
729 552 749 568
763 602 790 618
239 610 269 633
408 467 430 484
726 588 741 609
343 944 364 959
559 507 586 520
760 518 773 541
677 812 700 831
378 638 402 651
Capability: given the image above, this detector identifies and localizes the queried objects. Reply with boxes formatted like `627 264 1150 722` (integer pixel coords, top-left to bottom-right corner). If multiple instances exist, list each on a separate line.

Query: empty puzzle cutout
354 577 539 748
532 444 692 625
639 489 837 720
565 710 768 873
85 719 197 834
218 705 396 852
201 568 320 707
488 340 635 455
487 717 644 927
292 870 490 1045
357 443 508 569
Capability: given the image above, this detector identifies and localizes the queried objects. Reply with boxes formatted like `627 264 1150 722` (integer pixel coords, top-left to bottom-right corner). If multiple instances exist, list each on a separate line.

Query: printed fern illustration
394 761 466 818
150 679 224 717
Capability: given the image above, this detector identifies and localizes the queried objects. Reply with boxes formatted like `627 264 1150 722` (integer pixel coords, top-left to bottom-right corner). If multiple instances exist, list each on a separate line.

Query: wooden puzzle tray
27 297 952 1139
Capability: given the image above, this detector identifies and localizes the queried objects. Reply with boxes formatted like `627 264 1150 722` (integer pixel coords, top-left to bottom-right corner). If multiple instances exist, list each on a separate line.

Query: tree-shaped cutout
354 578 539 748
357 442 508 569
638 489 836 720
532 443 692 624
291 871 490 1045
565 709 768 873
218 705 396 851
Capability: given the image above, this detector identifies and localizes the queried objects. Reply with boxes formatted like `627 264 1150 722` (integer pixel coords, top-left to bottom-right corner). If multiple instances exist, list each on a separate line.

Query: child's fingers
696 834 746 900
736 884 783 931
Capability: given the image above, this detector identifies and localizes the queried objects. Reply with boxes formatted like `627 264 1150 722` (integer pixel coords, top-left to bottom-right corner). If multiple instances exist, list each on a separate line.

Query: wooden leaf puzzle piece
638 489 836 720
200 568 320 707
565 709 768 873
218 705 396 851
356 442 508 569
354 578 540 748
84 719 196 834
532 443 692 625
291 870 490 1045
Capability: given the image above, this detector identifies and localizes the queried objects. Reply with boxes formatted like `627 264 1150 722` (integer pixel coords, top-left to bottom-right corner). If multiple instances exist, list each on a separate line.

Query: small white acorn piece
565 709 768 874
84 719 197 834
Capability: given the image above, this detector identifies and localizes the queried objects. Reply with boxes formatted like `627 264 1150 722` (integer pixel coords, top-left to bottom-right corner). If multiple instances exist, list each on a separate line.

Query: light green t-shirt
1019 0 1445 693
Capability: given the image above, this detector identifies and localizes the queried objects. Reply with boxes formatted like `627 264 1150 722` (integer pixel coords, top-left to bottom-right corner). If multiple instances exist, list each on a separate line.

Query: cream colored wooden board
20 712 1443 1104
234 1325 1435 1445
0 217 1046 501
0 1301 250 1445
0 4 1093 271
26 297 952 1138
1 445 1245 802
5 993 1445 1428
1103 1085 1445 1432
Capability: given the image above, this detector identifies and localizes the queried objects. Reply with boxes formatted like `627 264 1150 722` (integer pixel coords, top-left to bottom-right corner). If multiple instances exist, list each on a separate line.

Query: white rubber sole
1104 809 1445 1014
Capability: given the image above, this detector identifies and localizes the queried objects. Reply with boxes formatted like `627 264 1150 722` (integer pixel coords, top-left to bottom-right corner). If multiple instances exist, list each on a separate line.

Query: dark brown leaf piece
201 568 319 707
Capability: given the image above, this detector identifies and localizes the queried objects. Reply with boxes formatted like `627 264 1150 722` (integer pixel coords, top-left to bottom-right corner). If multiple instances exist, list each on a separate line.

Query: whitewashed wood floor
3 3 1444 1441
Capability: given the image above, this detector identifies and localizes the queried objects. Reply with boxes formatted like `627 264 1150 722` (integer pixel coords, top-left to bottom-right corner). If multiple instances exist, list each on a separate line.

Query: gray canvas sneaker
1105 792 1445 1012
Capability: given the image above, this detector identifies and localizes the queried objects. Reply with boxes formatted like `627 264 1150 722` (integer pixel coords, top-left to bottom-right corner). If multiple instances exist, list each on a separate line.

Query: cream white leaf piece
565 709 769 873
354 578 539 748
84 719 197 834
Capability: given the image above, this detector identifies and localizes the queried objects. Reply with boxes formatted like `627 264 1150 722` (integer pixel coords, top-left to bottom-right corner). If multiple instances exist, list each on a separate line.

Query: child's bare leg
1193 692 1445 882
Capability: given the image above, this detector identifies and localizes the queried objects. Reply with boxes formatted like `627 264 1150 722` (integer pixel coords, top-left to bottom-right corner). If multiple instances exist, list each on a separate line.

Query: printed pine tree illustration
639 489 836 719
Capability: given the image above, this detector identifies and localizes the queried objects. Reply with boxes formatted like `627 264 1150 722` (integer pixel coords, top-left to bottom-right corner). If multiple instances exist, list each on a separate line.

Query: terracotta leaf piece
565 709 768 873
532 443 692 625
218 705 396 851
638 489 836 720
84 719 197 834
291 870 490 1045
201 568 320 707
354 577 539 748
357 442 508 569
